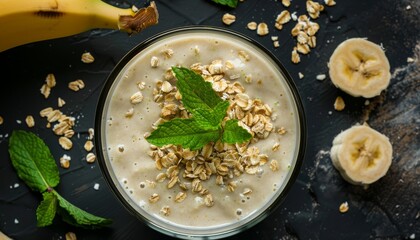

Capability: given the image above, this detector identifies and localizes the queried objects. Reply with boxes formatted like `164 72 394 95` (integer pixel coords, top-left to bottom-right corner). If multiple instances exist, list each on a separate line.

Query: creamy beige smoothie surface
103 31 300 229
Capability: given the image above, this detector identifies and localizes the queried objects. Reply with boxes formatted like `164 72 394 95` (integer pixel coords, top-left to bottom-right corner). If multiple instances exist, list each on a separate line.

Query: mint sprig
9 130 112 229
146 67 252 150
211 0 238 8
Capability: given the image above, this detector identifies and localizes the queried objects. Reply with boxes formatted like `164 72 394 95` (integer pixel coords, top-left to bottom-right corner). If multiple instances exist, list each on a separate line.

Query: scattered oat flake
149 193 160 203
68 79 85 91
40 84 51 98
65 232 77 240
334 96 345 111
324 0 336 6
273 41 280 48
204 194 214 207
58 97 66 108
257 22 269 36
291 12 298 21
277 127 287 135
316 74 326 81
298 72 304 79
93 183 100 190
125 108 134 118
137 81 146 90
247 22 257 30
88 128 94 140
281 0 291 7
150 56 159 68
272 142 280 151
222 13 236 25
276 10 291 25
407 57 415 63
339 201 349 213
86 152 96 163
162 49 174 59
81 52 95 63
25 115 35 128
270 160 279 171
160 206 170 216
45 73 56 88
406 5 411 10
84 140 94 151
130 91 144 104
60 155 71 169
59 136 73 150
39 107 53 117
291 48 300 64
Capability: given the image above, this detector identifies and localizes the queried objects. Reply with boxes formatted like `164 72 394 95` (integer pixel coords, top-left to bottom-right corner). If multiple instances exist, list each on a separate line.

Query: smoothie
100 28 302 235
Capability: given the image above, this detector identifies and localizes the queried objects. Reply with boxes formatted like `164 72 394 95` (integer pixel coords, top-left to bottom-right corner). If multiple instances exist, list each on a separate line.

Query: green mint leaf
191 101 230 128
8 130 60 192
172 66 222 112
211 0 238 8
146 118 221 150
54 191 112 229
36 191 57 227
222 119 252 144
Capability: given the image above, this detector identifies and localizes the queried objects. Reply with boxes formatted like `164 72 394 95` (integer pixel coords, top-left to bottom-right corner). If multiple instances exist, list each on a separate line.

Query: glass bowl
95 26 306 239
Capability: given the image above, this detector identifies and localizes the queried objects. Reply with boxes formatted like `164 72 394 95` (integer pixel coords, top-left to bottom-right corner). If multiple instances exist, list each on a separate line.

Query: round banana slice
328 38 391 98
330 124 393 185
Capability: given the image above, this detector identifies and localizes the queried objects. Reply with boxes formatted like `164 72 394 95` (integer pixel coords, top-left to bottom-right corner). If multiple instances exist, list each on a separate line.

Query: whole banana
0 0 159 52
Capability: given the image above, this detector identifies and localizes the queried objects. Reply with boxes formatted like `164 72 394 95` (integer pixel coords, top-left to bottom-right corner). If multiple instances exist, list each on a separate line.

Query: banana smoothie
100 28 303 234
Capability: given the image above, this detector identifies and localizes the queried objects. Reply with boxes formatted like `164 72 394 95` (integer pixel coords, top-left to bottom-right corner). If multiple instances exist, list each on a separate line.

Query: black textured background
0 0 419 239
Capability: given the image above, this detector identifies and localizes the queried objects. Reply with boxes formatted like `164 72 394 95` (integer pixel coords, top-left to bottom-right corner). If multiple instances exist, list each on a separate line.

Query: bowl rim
95 25 307 239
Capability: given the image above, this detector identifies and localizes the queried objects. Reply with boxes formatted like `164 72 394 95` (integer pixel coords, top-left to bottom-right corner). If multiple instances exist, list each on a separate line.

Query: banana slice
330 123 393 185
328 38 391 98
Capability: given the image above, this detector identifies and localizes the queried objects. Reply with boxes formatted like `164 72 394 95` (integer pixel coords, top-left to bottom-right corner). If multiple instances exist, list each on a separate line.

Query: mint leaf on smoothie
145 118 221 150
172 66 223 112
211 0 238 8
8 130 112 228
191 101 230 128
146 67 251 150
222 119 252 144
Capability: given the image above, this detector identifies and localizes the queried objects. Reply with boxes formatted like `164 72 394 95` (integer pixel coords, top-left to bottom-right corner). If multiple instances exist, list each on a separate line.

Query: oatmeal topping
140 59 289 208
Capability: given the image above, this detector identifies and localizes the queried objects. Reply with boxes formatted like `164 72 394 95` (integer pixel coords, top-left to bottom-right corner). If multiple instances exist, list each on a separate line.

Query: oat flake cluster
222 0 336 63
134 50 288 211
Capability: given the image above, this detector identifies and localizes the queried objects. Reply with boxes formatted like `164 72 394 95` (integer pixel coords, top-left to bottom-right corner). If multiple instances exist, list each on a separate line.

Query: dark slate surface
0 0 418 239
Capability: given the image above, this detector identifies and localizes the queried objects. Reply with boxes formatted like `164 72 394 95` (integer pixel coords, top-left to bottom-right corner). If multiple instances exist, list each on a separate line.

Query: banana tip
118 1 159 35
